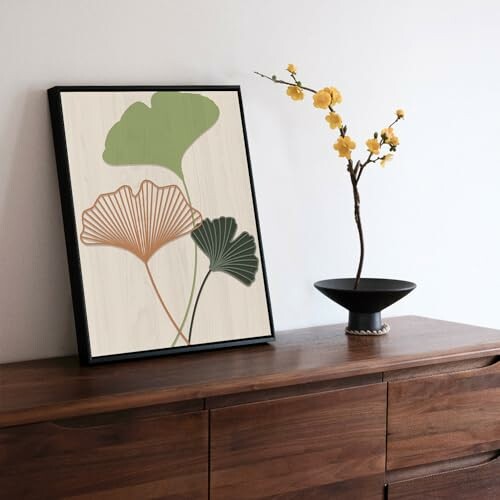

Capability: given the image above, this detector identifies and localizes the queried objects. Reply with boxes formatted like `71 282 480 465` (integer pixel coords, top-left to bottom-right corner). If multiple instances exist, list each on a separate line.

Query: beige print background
61 90 272 357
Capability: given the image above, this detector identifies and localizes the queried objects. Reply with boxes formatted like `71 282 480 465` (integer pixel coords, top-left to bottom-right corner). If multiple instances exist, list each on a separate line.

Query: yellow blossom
388 135 400 146
381 127 399 146
325 112 342 129
313 90 332 109
287 64 297 74
396 109 405 119
323 86 342 105
380 154 394 167
366 138 380 155
381 127 395 139
286 85 304 101
333 136 356 159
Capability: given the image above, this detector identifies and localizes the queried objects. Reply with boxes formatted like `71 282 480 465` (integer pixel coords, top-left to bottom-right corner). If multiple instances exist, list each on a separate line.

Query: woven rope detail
345 323 390 336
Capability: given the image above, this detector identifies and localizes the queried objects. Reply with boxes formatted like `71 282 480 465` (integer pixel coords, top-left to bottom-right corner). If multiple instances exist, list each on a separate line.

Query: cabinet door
210 384 386 500
0 406 208 499
387 359 500 470
389 456 500 500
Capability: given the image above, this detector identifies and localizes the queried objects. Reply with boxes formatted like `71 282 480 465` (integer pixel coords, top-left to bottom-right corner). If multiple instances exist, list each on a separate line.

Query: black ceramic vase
314 278 416 335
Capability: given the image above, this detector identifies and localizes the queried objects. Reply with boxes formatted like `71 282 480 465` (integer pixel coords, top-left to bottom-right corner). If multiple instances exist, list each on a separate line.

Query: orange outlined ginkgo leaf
81 180 202 263
80 180 202 345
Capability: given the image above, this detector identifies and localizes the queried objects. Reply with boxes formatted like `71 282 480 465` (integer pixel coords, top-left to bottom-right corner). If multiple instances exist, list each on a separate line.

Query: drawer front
389 455 500 499
211 383 387 500
387 359 500 470
0 409 208 499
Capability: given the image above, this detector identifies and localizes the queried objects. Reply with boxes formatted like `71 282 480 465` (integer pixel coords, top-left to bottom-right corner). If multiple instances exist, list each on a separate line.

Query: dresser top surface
1 315 500 427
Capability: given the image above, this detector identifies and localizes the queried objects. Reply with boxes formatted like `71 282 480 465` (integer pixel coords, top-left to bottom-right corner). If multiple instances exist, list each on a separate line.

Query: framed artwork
48 86 274 364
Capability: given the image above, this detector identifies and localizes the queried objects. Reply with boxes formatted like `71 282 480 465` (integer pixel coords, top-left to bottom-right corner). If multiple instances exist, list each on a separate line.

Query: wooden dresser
1 316 500 499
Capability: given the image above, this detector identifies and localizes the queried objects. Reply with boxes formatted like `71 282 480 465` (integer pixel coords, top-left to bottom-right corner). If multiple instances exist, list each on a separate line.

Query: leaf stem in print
171 179 198 347
187 217 259 341
145 262 189 345
188 270 212 344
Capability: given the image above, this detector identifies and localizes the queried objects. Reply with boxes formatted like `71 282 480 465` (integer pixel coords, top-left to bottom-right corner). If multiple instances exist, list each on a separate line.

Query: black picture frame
48 85 275 365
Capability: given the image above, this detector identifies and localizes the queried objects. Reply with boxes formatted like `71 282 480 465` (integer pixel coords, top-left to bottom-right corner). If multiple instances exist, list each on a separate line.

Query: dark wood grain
387 358 500 470
389 455 500 500
53 399 203 427
210 384 387 499
1 316 500 428
384 356 497 381
0 409 208 499
206 373 382 408
386 451 498 483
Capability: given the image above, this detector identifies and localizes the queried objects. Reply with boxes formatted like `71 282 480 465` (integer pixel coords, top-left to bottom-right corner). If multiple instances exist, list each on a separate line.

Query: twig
254 71 317 94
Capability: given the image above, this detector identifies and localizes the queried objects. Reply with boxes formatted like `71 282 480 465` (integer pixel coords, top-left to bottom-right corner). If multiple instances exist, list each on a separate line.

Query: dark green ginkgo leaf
191 217 259 286
102 92 220 180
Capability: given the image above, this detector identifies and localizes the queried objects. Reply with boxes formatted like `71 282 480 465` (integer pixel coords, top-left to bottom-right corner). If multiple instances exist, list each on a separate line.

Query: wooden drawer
0 403 208 499
389 455 500 499
210 383 387 499
387 359 500 470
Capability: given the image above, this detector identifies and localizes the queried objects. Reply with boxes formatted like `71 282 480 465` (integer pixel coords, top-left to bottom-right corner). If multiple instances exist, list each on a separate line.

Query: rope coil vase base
345 323 390 336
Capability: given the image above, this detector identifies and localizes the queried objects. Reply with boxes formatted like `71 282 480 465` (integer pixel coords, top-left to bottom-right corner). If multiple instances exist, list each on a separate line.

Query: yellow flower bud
286 85 304 101
333 136 356 159
325 112 342 129
365 138 380 155
396 109 405 119
313 90 332 109
287 64 297 74
380 154 394 167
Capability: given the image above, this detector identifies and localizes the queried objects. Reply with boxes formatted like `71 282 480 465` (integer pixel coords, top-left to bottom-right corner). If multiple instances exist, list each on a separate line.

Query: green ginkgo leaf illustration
103 92 220 180
188 217 259 343
191 216 259 285
103 91 220 346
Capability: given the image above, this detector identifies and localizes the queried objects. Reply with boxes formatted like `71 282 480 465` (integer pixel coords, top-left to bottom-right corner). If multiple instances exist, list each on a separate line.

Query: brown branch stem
254 71 317 94
347 165 364 290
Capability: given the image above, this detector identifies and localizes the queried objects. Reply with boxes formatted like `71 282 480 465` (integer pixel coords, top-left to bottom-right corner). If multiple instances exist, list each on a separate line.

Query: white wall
1 0 500 363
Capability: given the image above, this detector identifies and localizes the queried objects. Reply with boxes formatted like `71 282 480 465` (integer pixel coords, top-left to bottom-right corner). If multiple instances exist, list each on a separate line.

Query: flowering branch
256 65 404 289
254 71 317 95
